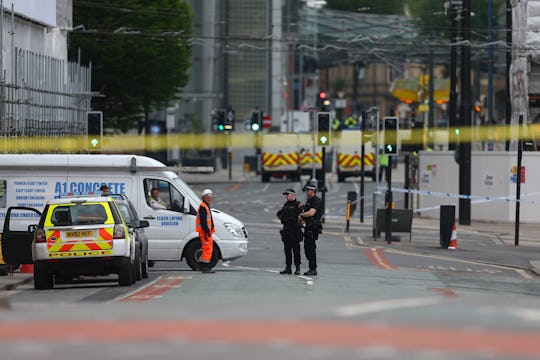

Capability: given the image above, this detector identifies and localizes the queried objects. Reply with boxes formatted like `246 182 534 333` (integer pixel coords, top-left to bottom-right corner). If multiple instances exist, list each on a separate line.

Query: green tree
325 0 405 15
69 0 193 133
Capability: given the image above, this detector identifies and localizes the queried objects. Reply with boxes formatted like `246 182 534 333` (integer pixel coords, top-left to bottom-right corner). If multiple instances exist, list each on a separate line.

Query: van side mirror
183 198 190 213
28 224 38 232
138 220 150 228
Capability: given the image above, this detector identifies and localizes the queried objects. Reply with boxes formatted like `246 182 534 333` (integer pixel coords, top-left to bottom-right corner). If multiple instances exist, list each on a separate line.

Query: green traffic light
319 135 328 145
455 128 460 136
90 138 99 148
251 123 260 132
386 144 393 152
218 124 225 131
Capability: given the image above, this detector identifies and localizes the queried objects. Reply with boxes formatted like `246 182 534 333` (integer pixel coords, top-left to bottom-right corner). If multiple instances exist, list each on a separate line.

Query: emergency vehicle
2 195 144 289
0 154 248 271
335 130 376 182
260 133 300 182
298 133 323 178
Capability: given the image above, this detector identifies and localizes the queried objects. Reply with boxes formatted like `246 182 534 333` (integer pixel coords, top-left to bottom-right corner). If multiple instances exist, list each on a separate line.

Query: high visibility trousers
199 233 214 263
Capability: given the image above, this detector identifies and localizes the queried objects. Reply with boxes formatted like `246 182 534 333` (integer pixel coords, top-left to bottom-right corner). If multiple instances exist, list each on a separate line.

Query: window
144 178 185 213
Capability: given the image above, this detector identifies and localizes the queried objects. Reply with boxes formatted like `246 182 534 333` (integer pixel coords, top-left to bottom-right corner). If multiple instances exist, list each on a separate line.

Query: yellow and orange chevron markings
262 152 299 168
337 152 375 168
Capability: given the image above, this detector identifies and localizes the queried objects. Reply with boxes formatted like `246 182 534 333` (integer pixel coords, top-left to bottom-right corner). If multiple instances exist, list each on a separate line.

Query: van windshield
167 171 201 202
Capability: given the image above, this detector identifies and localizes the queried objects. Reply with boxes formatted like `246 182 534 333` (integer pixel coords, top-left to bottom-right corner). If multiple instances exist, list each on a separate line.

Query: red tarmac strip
0 319 539 357
365 248 398 270
118 276 185 302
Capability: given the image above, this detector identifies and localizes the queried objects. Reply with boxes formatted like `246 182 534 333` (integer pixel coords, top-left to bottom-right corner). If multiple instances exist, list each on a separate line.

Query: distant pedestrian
298 180 322 276
378 150 389 182
196 189 215 273
99 184 109 196
276 188 303 275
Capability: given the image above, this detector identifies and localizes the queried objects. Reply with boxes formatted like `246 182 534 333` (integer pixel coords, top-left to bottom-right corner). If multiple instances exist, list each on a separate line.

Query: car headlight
224 222 244 238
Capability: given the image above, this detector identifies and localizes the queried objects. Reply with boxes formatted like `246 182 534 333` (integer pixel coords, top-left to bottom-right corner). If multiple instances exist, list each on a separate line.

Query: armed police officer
298 180 323 276
276 188 303 275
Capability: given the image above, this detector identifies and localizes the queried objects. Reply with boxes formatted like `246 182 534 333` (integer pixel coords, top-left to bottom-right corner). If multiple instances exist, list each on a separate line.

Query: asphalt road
1 178 540 360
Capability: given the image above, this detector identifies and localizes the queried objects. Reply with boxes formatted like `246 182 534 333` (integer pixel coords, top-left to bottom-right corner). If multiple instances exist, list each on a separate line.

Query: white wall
418 151 540 222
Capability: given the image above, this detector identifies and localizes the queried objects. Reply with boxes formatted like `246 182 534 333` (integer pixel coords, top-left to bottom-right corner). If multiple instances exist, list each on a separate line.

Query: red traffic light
319 91 327 99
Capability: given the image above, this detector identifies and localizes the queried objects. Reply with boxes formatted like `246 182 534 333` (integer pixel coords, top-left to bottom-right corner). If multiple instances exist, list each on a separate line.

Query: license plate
66 230 94 238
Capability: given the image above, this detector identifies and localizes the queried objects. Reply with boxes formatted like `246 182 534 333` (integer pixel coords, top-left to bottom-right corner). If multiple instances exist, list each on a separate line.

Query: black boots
280 266 301 275
279 267 292 274
303 269 317 276
199 264 215 273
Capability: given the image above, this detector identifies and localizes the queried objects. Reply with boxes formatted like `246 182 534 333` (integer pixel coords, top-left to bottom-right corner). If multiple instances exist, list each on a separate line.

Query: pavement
1 162 539 291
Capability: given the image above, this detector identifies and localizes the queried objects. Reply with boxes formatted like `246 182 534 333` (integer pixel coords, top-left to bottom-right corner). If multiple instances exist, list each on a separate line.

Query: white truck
260 133 300 182
0 154 248 270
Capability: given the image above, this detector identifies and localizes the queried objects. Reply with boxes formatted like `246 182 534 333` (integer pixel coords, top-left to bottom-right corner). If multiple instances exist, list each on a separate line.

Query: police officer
298 180 323 276
276 188 303 275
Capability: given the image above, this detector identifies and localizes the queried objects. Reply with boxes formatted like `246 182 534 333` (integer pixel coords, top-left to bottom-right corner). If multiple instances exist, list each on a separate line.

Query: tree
326 0 405 15
69 0 193 133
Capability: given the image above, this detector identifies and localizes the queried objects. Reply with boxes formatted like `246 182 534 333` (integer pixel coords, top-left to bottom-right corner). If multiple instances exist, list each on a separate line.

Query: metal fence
0 48 91 152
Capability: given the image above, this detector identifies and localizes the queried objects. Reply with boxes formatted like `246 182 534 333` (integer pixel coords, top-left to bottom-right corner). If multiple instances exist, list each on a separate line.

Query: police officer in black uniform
276 188 303 275
298 180 323 276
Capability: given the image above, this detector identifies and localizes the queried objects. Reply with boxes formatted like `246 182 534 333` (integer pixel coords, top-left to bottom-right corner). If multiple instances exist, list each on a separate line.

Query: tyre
184 240 219 271
261 172 270 183
34 263 53 290
337 173 344 183
134 246 142 281
118 259 133 286
141 253 149 279
148 260 155 268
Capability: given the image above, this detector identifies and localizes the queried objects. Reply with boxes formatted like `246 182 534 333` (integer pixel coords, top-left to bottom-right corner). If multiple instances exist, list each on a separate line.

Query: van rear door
1 207 41 264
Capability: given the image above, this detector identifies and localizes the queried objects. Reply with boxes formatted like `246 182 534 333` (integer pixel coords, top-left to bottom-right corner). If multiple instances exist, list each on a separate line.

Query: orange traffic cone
448 224 458 250
20 264 34 273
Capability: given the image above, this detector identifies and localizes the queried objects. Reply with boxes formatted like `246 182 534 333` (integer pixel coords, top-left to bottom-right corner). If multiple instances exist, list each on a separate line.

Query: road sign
262 115 272 129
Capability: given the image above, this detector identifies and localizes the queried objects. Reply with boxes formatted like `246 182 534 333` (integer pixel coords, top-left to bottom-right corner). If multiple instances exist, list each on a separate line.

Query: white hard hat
201 189 214 197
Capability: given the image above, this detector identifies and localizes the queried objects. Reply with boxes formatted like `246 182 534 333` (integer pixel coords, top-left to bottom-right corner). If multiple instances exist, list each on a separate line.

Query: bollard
440 205 456 248
346 200 351 232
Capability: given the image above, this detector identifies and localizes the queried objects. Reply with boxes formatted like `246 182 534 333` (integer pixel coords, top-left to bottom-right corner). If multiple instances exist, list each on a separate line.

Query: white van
0 154 248 270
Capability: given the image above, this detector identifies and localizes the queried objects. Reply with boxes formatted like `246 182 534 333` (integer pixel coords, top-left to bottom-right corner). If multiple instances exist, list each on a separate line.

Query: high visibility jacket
196 201 215 235
378 153 389 167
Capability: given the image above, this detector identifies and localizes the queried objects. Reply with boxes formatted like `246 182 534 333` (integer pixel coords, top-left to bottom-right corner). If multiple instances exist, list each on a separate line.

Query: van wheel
337 174 344 183
185 241 219 271
118 259 133 286
134 246 142 281
148 260 155 268
261 172 270 183
34 263 53 290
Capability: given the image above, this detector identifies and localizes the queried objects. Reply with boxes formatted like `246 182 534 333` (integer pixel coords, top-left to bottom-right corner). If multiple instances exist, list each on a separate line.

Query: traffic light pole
321 146 326 224
385 155 393 244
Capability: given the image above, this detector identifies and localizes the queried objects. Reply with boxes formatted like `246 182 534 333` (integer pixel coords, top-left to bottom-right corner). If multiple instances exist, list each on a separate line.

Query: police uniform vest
279 200 301 230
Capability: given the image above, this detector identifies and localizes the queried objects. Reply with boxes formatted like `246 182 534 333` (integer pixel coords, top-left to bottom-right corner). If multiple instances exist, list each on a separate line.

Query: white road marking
379 247 533 277
336 296 442 317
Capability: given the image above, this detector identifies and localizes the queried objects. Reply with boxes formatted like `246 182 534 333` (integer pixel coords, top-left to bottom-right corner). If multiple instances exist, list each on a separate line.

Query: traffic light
217 110 225 131
318 91 331 111
317 112 331 146
251 111 261 132
224 107 235 131
383 116 398 155
87 111 103 151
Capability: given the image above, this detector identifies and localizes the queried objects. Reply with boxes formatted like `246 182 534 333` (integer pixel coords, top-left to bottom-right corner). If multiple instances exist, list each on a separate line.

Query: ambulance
260 133 300 182
0 154 248 270
335 130 376 182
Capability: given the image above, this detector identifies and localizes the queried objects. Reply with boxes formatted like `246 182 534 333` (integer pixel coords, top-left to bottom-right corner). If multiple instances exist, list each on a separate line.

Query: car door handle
143 216 155 220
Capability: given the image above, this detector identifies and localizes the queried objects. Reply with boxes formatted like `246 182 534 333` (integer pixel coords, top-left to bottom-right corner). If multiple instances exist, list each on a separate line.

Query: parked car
113 194 150 280
1 195 148 289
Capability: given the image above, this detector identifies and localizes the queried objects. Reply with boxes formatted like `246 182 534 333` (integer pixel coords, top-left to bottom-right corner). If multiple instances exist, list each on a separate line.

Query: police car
1 194 148 289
